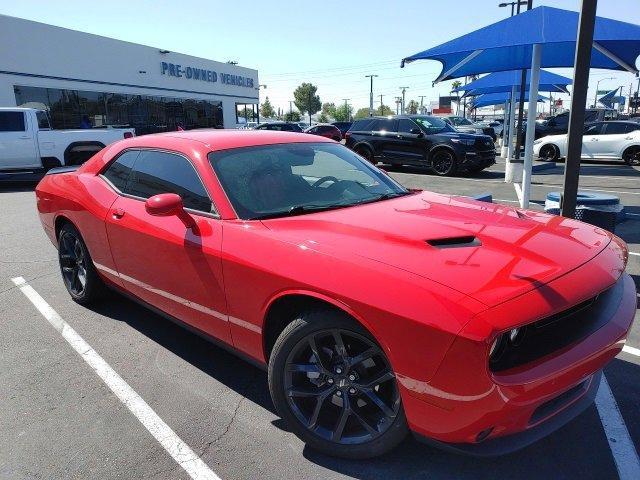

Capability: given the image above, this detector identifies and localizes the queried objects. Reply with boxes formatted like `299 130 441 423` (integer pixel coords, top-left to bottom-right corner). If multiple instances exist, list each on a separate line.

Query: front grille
490 280 621 373
529 379 588 425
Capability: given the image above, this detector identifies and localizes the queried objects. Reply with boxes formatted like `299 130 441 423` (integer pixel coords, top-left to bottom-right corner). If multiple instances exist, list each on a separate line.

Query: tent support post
505 85 518 182
521 43 541 208
562 0 598 218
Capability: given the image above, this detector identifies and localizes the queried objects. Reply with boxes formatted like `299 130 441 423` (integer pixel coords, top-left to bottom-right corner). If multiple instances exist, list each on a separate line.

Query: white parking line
622 345 640 357
629 252 639 257
10 277 221 480
595 375 640 480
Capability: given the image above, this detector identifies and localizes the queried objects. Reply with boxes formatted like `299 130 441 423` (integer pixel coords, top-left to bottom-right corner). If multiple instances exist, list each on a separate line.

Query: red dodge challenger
35 130 635 458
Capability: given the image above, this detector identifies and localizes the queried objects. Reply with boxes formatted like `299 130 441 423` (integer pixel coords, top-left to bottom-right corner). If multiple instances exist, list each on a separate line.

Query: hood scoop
426 236 481 249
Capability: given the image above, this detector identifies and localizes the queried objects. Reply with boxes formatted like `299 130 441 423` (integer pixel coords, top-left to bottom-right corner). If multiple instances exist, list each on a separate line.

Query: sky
3 0 640 114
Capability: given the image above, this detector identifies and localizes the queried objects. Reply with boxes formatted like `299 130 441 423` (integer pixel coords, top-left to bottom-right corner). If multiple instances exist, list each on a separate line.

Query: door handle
19 136 30 139
590 138 598 141
112 208 125 219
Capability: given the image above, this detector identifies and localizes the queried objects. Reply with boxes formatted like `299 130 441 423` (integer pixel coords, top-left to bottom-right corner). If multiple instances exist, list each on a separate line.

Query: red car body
304 124 343 142
35 130 635 455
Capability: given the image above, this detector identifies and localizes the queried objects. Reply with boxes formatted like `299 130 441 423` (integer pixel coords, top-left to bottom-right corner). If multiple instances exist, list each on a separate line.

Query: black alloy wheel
355 146 375 165
58 224 105 304
539 144 559 162
623 147 640 166
269 311 407 458
431 149 457 176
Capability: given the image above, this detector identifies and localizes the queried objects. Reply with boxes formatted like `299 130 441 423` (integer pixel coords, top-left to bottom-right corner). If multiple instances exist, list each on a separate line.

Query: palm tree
451 80 462 115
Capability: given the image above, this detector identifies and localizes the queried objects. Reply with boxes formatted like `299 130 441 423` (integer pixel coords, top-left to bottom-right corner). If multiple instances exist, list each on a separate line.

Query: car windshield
455 117 473 126
209 143 408 220
413 116 455 134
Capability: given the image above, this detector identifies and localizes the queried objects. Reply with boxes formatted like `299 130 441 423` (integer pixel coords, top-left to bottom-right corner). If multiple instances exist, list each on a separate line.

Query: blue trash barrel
544 191 624 233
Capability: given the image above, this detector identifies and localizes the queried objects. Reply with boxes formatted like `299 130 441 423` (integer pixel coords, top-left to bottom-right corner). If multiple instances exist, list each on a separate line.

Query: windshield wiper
250 203 351 220
355 191 411 205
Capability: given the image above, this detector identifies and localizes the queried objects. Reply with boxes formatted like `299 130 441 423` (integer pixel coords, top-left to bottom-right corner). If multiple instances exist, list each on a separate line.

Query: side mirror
145 193 195 228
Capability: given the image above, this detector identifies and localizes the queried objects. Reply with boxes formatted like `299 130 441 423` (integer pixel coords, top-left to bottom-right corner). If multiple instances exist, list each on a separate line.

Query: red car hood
262 191 612 307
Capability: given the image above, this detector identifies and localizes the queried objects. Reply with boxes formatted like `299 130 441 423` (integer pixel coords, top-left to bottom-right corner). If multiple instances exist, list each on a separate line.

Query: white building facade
0 15 259 133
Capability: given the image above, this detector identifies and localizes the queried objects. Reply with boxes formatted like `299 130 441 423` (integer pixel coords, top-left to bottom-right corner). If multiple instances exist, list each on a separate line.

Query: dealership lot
1 159 639 479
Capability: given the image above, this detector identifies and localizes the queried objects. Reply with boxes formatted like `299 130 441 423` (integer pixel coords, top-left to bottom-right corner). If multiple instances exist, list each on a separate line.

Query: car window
36 111 51 129
603 123 629 135
209 142 406 220
398 119 418 133
584 111 599 123
102 150 140 191
604 110 617 121
0 111 26 132
370 119 397 132
124 150 213 213
350 119 374 131
413 116 454 134
584 123 604 135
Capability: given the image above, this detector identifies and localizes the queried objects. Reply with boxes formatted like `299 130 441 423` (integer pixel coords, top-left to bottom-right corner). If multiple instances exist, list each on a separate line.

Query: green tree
260 97 275 119
354 107 371 119
451 80 462 115
293 83 322 124
317 113 330 123
284 111 301 122
333 103 353 122
406 100 419 115
322 102 337 118
376 104 394 116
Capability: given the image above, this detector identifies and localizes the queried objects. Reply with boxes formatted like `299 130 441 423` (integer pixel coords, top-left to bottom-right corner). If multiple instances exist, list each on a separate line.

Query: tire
538 144 559 162
355 146 376 165
430 149 458 176
268 309 408 459
622 146 640 166
58 223 106 305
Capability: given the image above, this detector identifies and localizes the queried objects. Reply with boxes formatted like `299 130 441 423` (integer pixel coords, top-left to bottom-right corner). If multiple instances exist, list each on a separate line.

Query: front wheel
268 310 407 459
622 146 640 166
538 144 559 162
430 149 458 176
355 146 376 165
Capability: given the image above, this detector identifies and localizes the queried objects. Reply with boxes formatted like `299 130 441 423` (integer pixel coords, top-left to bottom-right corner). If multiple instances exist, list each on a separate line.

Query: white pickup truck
0 108 135 181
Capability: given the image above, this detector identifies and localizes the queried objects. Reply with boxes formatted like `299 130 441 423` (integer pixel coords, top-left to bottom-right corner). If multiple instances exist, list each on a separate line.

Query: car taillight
124 132 134 139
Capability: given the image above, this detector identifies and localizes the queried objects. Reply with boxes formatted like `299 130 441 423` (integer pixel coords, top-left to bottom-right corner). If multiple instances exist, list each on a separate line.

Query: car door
103 149 231 343
597 123 632 157
389 118 429 164
581 123 605 158
370 118 398 160
0 111 40 169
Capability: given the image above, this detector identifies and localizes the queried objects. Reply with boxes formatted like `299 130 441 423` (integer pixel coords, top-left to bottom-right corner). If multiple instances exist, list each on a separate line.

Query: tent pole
505 85 518 182
562 0 598 218
521 43 541 208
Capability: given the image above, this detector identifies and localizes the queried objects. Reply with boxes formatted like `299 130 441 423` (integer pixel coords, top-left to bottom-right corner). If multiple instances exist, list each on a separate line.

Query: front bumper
461 149 496 169
398 238 635 455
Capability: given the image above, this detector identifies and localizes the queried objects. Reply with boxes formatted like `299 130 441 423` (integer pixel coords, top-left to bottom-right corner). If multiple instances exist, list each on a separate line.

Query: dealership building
0 14 259 133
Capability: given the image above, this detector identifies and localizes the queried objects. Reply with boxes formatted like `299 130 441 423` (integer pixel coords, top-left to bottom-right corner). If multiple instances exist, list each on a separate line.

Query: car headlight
489 327 527 363
451 138 475 146
533 139 543 145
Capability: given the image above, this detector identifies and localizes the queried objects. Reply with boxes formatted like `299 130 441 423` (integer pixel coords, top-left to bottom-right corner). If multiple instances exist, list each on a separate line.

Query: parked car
254 122 303 132
331 121 353 139
0 108 134 181
533 120 640 165
345 115 496 176
35 129 635 459
304 124 342 142
524 108 620 141
440 115 497 141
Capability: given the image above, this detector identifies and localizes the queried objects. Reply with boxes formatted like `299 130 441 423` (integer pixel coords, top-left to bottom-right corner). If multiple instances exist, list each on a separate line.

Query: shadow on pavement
89 292 622 480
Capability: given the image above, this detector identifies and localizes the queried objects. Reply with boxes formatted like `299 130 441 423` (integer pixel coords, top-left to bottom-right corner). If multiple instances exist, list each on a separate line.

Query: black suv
345 115 495 176
254 122 303 132
524 108 619 141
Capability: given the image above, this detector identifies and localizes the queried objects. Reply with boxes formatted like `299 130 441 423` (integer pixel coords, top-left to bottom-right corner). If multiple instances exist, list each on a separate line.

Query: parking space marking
10 277 222 480
595 375 640 480
629 252 639 257
622 345 640 357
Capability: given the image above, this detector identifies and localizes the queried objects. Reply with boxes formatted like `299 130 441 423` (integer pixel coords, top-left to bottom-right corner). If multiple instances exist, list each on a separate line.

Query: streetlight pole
593 77 615 107
365 75 378 117
419 95 426 114
379 94 384 115
498 1 527 17
399 87 409 114
512 0 533 164
255 84 266 124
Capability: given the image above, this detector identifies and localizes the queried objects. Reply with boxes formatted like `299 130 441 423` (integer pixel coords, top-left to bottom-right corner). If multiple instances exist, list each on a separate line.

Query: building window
236 103 258 126
14 86 224 135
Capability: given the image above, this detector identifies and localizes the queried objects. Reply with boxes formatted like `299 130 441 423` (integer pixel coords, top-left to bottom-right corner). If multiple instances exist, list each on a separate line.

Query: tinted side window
351 119 374 131
0 112 26 132
604 123 629 135
125 151 212 213
103 150 140 191
584 111 599 123
584 123 604 135
370 119 397 132
554 113 569 125
398 119 417 133
36 111 51 129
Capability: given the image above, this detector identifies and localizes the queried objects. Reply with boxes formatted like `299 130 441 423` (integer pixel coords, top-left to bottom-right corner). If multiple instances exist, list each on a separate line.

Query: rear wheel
539 144 560 162
622 146 640 166
58 223 106 305
268 310 407 459
430 149 458 176
355 146 376 165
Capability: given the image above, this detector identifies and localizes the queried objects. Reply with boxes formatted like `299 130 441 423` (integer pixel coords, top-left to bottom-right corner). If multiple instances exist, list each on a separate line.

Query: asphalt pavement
1 157 638 479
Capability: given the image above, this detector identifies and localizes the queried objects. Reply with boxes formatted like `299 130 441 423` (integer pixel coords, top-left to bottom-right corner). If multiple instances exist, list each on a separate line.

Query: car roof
147 129 332 151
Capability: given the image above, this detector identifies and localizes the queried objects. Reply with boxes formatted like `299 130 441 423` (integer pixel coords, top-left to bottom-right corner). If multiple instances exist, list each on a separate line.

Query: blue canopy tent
597 87 620 107
453 70 571 97
470 92 547 109
401 5 640 211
